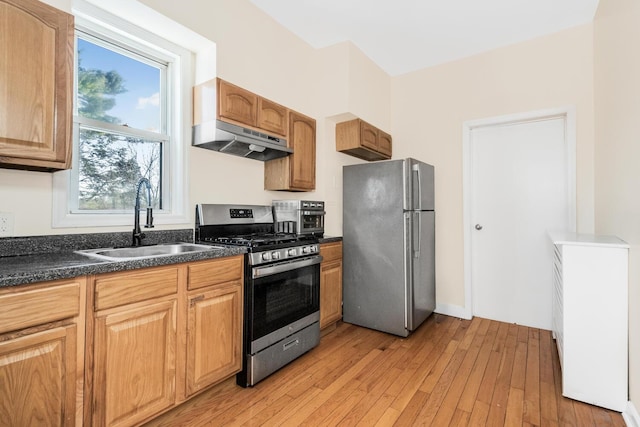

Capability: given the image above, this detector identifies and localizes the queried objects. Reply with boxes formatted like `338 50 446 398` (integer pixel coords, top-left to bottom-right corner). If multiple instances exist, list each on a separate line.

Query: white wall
391 24 595 308
141 0 393 237
594 0 640 415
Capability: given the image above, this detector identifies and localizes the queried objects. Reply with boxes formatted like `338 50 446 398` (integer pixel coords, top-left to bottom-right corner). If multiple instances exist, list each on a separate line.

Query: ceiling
249 0 600 76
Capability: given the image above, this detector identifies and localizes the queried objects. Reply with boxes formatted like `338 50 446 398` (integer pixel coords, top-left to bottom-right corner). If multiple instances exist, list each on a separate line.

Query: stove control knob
261 252 271 261
288 248 297 256
271 251 281 260
302 246 309 254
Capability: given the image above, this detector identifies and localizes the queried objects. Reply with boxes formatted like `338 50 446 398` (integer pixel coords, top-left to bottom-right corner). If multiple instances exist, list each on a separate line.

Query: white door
469 116 571 329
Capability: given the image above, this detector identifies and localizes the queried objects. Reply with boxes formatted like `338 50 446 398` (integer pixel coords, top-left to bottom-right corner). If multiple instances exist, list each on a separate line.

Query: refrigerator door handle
413 211 421 258
404 212 412 330
413 163 421 210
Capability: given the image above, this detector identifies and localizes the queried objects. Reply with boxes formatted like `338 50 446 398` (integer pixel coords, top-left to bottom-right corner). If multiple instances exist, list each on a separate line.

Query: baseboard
624 401 640 427
435 303 472 320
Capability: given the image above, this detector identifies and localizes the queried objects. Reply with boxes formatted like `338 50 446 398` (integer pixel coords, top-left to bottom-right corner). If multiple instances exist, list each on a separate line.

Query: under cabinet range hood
192 120 292 161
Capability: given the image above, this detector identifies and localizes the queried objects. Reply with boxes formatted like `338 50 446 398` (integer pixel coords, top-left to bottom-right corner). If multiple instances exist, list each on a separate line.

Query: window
53 1 193 228
75 32 166 211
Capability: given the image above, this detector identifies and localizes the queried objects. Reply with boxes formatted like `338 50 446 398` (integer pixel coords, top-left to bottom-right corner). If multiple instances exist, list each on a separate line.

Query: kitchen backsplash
0 229 193 258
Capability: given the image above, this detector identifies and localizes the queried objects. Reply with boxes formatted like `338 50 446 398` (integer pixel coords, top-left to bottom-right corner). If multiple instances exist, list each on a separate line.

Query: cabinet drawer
0 280 81 334
95 266 179 311
320 242 342 262
188 256 244 291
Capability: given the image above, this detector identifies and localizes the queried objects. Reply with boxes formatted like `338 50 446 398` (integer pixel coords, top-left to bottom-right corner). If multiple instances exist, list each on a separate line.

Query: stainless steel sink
75 242 222 261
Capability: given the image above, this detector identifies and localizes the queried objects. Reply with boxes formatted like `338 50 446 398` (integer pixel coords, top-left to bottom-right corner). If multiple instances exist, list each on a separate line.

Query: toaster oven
272 200 325 237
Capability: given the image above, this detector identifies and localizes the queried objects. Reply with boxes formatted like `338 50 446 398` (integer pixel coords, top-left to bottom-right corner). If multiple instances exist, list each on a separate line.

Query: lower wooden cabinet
0 325 78 426
0 278 86 427
320 242 343 329
91 266 180 427
89 256 243 427
185 256 243 397
93 299 177 427
1 255 244 426
186 280 242 397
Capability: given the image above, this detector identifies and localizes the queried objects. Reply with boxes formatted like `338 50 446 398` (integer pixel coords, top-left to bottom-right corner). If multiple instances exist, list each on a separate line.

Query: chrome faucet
132 177 154 247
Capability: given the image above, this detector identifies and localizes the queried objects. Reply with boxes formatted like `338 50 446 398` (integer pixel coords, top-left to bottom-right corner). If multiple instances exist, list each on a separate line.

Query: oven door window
302 213 324 230
251 262 319 341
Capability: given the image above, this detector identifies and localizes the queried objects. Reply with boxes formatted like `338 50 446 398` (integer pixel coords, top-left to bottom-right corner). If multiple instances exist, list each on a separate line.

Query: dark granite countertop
0 229 246 288
318 236 342 244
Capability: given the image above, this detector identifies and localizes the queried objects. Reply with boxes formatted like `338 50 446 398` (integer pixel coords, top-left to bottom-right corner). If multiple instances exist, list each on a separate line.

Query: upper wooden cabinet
0 0 74 171
264 111 316 191
217 79 258 128
336 118 392 161
377 129 393 158
196 78 288 138
193 77 317 191
258 97 288 137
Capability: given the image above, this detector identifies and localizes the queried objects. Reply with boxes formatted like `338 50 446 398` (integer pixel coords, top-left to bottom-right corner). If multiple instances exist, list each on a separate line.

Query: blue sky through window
77 37 162 133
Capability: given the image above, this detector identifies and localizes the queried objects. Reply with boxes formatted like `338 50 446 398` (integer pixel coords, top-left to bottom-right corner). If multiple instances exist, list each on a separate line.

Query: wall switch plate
0 212 14 237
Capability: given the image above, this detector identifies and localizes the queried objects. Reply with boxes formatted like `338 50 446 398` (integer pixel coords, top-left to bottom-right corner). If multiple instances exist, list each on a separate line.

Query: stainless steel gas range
195 204 321 387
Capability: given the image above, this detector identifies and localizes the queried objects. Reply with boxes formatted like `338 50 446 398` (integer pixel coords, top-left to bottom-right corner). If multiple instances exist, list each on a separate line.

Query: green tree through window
75 34 165 211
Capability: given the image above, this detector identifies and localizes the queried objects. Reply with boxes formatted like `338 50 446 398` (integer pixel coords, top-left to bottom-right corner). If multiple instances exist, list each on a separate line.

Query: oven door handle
252 255 323 278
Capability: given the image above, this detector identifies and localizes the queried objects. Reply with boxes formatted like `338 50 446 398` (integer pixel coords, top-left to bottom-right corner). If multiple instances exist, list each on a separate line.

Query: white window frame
53 1 192 228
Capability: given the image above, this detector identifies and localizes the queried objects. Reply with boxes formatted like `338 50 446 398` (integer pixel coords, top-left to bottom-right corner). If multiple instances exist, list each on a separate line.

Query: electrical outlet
0 212 14 237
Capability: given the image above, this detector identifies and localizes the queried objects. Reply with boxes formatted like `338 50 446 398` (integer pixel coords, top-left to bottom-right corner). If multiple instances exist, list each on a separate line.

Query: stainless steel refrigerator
342 158 435 337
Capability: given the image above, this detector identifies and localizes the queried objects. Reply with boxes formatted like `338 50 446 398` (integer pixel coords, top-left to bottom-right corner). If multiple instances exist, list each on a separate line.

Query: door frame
461 106 577 319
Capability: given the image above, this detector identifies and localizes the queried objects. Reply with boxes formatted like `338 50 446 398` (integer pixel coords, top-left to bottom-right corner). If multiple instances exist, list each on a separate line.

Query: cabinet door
336 118 392 161
186 282 243 397
217 79 257 127
377 129 392 158
360 120 379 152
0 325 77 426
258 98 288 136
289 111 316 190
93 300 177 427
0 0 73 171
320 260 343 329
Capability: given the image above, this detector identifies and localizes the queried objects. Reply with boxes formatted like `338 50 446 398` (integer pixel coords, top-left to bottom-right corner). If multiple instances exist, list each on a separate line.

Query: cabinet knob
475 224 483 230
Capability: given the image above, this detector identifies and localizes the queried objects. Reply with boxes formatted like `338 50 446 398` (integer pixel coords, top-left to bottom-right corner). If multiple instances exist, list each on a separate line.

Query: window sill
51 211 190 229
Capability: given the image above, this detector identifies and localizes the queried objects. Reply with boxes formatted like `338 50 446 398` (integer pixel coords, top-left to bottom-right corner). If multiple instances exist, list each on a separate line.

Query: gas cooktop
195 204 318 252
200 233 302 248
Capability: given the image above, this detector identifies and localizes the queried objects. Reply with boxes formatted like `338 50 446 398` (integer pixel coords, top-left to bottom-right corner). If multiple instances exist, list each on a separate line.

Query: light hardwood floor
147 315 625 426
